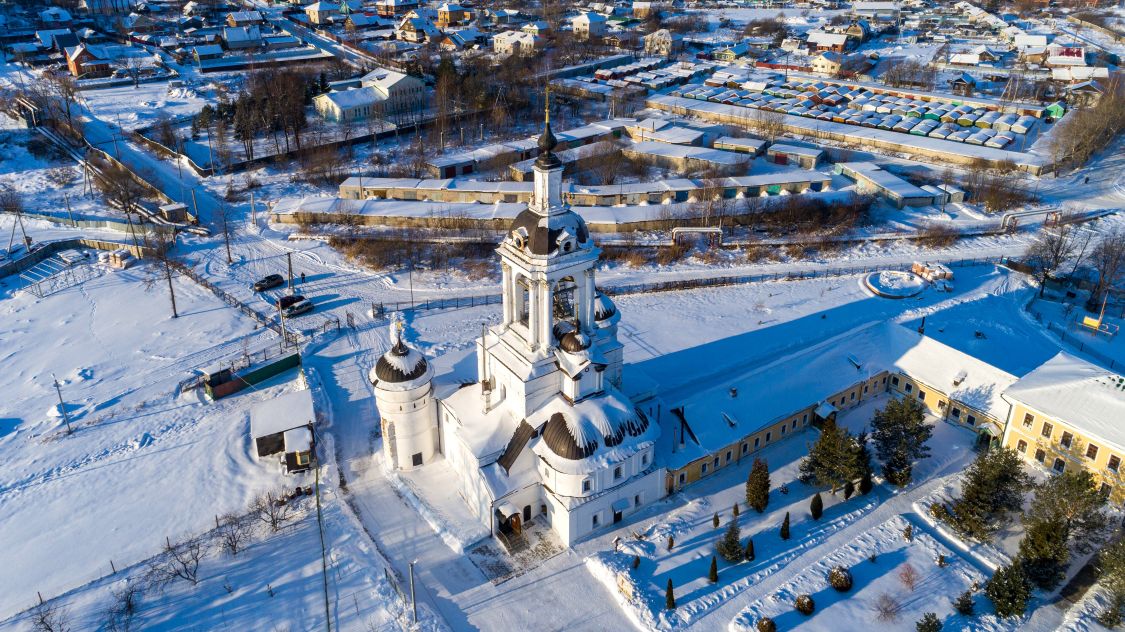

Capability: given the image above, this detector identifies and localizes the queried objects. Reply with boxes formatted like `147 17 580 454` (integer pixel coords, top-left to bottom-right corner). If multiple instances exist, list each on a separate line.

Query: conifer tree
713 512 720 529
844 480 855 500
733 503 740 517
744 537 755 562
916 612 942 632
810 492 824 520
1024 470 1110 554
859 469 873 495
871 398 932 487
1018 518 1070 590
943 448 1032 542
667 534 675 551
1098 538 1125 597
780 511 791 540
708 556 719 583
717 519 744 562
746 458 771 513
985 561 1031 618
800 422 862 493
953 590 974 616
666 579 676 610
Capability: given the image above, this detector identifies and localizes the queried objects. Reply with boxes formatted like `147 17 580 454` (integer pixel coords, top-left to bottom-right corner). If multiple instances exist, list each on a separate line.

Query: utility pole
52 373 73 435
287 252 294 292
408 560 418 624
220 203 233 264
64 193 76 227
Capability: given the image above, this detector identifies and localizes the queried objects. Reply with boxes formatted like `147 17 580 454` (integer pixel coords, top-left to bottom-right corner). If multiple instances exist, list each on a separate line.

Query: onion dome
542 412 596 460
373 338 428 383
535 121 562 170
559 330 591 353
593 291 617 321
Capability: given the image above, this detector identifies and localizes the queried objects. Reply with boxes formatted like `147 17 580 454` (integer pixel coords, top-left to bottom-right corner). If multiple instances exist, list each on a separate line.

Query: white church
370 109 666 548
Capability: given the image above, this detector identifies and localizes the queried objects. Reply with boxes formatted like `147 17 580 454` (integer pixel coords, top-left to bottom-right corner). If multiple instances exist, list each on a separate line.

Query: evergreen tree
844 480 855 500
746 458 771 513
953 590 974 616
713 512 721 529
708 556 719 583
632 555 641 570
810 492 824 520
1018 518 1070 590
944 448 1032 542
871 398 932 487
985 561 1031 618
859 469 873 495
800 421 863 493
667 535 675 551
1098 538 1125 597
1025 470 1110 554
744 537 755 562
903 524 913 542
666 578 676 610
855 430 874 477
780 511 791 540
916 612 942 632
717 519 744 562
733 503 740 518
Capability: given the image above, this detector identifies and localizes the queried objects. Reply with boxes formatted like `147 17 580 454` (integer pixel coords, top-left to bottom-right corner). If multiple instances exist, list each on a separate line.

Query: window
701 463 709 475
951 408 961 419
802 414 808 425
297 452 310 466
1100 483 1112 498
892 376 900 386
1110 456 1121 472
592 514 599 527
781 425 787 435
582 479 591 492
754 437 760 449
1053 458 1066 473
411 452 423 467
678 472 686 484
1035 449 1046 464
1088 444 1100 460
1042 423 1054 438
917 390 925 401
905 383 913 393
726 450 732 463
966 415 976 426
1023 413 1035 428
713 457 720 469
1017 440 1028 453
864 385 869 393
635 494 641 506
850 392 855 401
765 432 772 442
742 443 749 455
1060 432 1073 449
642 453 649 466
614 466 622 480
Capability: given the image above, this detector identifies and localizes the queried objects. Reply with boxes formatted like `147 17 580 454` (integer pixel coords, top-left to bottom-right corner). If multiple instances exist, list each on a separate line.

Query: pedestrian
1085 176 1090 184
301 272 306 284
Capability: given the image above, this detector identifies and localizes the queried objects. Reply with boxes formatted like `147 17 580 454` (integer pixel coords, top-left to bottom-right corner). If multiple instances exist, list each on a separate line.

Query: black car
277 294 305 310
253 274 285 291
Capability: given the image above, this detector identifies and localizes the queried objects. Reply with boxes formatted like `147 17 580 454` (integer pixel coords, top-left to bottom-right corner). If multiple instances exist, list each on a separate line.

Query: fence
1044 320 1120 371
171 259 302 347
371 256 1009 317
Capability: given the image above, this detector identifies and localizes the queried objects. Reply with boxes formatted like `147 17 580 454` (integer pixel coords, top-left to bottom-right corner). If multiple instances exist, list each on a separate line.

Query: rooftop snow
250 389 316 439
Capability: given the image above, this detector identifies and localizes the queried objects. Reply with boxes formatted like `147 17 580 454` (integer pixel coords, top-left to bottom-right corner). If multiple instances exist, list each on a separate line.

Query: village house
304 1 339 25
494 30 540 57
436 2 470 27
65 44 112 78
38 7 73 28
376 0 419 18
713 42 751 62
806 30 849 53
226 10 264 27
222 25 262 50
438 27 484 51
396 10 441 42
250 389 317 475
571 12 607 40
522 21 551 37
811 51 867 77
313 68 425 122
1001 353 1125 503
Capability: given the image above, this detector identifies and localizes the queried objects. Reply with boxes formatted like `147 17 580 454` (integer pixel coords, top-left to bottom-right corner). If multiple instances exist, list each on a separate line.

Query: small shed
766 143 824 169
250 389 316 473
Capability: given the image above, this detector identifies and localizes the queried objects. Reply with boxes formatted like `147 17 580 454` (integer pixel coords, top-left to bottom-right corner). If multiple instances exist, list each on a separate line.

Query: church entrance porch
468 516 566 584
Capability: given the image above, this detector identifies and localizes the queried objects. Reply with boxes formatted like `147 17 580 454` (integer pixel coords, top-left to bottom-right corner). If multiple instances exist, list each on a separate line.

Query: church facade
370 110 666 548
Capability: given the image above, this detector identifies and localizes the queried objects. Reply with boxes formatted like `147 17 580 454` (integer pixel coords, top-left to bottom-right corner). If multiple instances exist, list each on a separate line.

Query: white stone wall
375 381 437 470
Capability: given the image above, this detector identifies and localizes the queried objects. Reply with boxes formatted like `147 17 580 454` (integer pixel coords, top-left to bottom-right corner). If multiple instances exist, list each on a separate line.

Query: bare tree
253 492 293 532
149 537 206 586
102 581 142 632
29 601 70 632
1025 224 1078 296
45 74 81 128
95 161 151 248
216 512 254 556
753 109 786 143
216 202 235 264
873 592 903 622
1089 228 1125 309
898 563 920 591
141 227 179 318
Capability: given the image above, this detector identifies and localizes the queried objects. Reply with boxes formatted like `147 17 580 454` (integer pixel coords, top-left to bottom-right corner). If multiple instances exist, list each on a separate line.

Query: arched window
553 276 577 321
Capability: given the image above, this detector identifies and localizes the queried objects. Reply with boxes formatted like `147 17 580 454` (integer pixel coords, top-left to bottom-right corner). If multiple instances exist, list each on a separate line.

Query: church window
592 514 599 527
614 466 622 480
642 452 649 466
412 453 423 466
582 479 591 492
517 278 530 327
553 277 577 320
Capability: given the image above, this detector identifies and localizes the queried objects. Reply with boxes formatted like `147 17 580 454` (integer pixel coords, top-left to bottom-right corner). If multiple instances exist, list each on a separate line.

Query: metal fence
172 260 302 347
1044 320 1120 371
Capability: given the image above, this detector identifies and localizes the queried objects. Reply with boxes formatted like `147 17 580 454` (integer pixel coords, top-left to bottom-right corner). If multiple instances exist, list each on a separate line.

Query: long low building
835 162 936 208
621 141 751 174
337 170 831 208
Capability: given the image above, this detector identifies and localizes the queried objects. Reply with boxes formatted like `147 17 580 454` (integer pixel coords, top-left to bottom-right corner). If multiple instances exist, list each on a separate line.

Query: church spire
536 89 561 169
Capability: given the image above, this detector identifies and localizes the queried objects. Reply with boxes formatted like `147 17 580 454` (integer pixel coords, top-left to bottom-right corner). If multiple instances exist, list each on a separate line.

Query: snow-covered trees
717 519 743 562
985 561 1031 618
1018 518 1070 590
1018 470 1109 590
745 458 770 513
915 612 941 632
800 420 864 493
810 492 824 520
937 448 1031 542
871 398 932 487
953 590 974 616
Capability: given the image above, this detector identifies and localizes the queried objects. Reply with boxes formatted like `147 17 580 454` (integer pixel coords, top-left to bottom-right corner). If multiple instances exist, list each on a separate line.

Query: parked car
253 274 285 291
276 294 304 310
283 297 314 318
